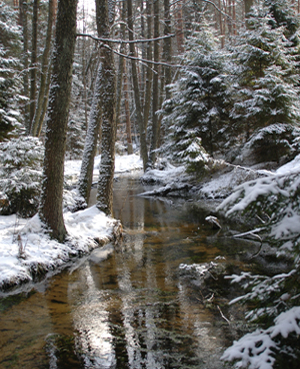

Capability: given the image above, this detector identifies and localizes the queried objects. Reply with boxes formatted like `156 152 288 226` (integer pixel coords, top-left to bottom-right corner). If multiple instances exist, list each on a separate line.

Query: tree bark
36 62 52 136
128 0 148 170
163 0 172 100
29 0 39 128
244 0 254 16
115 0 126 147
123 60 133 154
142 0 152 135
175 0 184 54
96 0 117 216
31 0 54 136
147 0 160 168
78 63 103 204
39 0 78 242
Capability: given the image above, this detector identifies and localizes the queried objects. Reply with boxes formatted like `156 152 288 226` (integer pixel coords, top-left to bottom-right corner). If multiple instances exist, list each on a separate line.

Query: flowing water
0 176 251 369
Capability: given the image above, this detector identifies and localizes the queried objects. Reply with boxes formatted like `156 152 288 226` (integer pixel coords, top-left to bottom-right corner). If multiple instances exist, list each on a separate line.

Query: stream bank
0 175 255 369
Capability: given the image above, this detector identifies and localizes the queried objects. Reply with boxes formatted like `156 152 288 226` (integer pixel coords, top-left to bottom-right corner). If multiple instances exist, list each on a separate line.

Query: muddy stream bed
0 176 257 368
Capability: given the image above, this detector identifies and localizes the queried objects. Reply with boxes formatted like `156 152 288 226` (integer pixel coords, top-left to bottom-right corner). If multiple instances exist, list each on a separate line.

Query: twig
217 305 230 325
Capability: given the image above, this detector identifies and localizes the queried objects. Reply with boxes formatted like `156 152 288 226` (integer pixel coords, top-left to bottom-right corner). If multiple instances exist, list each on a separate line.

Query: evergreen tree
0 1 23 141
230 4 300 141
161 21 234 163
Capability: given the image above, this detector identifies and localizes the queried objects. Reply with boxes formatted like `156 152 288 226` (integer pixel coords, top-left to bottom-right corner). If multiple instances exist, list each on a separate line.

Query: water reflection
0 176 244 368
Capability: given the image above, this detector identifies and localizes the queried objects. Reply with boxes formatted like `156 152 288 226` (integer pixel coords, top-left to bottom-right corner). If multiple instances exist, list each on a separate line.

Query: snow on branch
222 307 300 369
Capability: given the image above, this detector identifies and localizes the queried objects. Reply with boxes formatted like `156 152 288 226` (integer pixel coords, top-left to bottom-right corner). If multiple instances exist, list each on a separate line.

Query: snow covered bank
0 154 142 292
0 206 119 291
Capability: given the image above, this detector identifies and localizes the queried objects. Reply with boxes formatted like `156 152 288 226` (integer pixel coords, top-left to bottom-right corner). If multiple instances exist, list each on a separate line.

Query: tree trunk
163 0 172 100
147 0 160 168
142 0 152 134
19 0 30 133
96 0 117 216
175 0 184 54
39 0 78 242
78 63 103 204
244 0 253 16
218 0 225 48
232 0 237 36
36 61 52 136
115 0 126 146
31 0 54 136
124 60 133 154
29 0 39 128
128 0 148 170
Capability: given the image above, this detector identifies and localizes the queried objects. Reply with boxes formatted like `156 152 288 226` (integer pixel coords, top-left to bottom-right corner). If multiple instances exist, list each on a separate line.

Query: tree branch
76 33 175 44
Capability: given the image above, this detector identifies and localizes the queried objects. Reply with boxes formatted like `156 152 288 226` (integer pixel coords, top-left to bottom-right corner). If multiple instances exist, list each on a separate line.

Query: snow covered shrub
242 124 300 165
218 156 300 368
0 137 44 217
0 1 23 140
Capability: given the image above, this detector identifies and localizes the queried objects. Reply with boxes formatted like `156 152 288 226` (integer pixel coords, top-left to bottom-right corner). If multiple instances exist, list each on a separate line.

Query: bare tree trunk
147 0 160 168
78 63 103 204
115 0 126 145
39 0 78 242
174 0 184 54
142 0 152 134
124 61 133 155
128 0 148 170
219 0 225 48
19 0 30 133
31 0 54 136
29 0 39 128
36 61 52 136
227 0 232 35
163 0 172 100
244 0 253 16
233 0 237 35
96 0 117 216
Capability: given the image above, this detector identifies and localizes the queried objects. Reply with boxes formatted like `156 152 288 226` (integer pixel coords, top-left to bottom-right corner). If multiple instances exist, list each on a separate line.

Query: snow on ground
2 152 300 292
64 153 143 181
0 154 143 292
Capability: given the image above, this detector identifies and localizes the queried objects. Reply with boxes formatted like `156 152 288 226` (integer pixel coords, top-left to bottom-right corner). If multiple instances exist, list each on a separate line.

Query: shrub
0 137 44 217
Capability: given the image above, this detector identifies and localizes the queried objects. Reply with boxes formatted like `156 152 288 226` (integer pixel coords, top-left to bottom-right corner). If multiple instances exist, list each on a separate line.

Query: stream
0 176 252 369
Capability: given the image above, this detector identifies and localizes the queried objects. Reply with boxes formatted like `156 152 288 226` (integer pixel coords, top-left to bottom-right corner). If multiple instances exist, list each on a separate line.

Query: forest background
1 0 300 368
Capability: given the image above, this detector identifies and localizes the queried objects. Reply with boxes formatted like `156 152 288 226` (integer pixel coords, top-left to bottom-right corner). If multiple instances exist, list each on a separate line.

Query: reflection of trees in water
70 178 229 368
71 263 117 368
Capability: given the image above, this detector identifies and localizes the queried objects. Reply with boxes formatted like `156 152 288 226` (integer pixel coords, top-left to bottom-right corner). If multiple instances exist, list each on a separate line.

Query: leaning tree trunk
96 0 117 216
39 0 77 242
31 0 54 136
